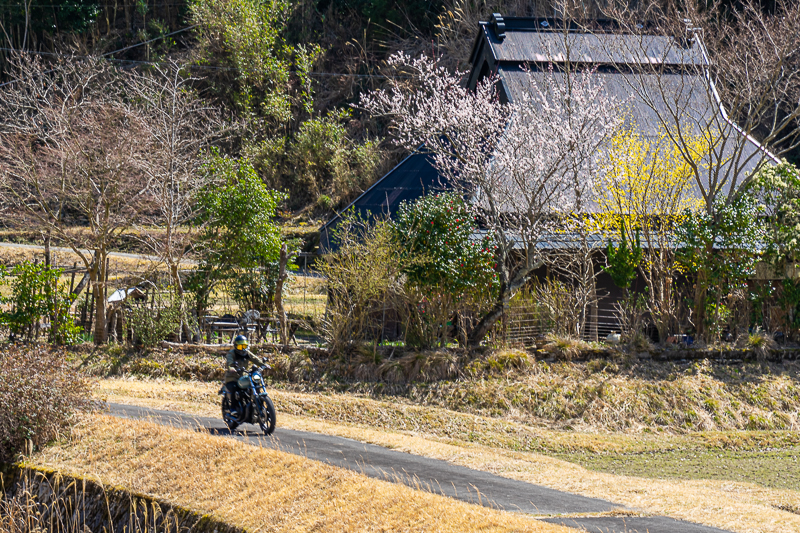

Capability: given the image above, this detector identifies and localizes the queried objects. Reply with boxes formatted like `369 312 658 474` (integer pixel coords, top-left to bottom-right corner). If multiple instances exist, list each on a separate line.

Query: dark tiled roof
499 67 773 204
319 149 445 252
481 27 704 66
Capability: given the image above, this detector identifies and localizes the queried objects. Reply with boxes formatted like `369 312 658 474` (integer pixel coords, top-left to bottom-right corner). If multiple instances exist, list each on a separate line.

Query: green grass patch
557 446 800 491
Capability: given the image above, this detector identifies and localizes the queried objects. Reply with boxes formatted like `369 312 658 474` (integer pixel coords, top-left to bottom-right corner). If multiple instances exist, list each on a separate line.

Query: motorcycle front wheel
256 395 277 435
221 395 240 432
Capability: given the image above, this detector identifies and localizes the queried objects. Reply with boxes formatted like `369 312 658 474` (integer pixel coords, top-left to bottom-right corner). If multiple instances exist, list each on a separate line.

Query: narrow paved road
107 403 731 533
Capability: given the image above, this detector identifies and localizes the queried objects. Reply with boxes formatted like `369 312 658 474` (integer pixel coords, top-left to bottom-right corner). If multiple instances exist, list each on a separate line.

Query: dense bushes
0 346 90 463
395 193 498 347
319 212 402 352
127 291 183 348
322 194 497 350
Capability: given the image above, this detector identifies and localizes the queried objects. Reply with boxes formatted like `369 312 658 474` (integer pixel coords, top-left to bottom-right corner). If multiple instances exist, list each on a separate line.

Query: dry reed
0 470 203 533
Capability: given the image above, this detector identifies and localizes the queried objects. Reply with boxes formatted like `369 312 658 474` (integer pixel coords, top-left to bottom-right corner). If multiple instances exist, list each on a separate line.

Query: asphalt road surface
107 403 732 533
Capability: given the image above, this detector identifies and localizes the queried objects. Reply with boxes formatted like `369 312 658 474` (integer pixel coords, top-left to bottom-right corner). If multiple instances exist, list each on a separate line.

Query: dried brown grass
542 335 591 362
358 350 462 383
0 345 91 463
96 377 800 455
0 470 205 533
95 378 800 533
30 415 571 533
0 244 163 274
87 344 800 433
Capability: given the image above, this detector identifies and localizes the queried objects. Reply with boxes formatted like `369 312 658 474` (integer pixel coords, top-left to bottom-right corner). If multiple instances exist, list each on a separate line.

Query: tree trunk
467 254 542 347
92 256 108 344
589 259 598 342
467 298 507 347
170 262 194 342
43 230 51 267
71 271 90 298
275 244 289 345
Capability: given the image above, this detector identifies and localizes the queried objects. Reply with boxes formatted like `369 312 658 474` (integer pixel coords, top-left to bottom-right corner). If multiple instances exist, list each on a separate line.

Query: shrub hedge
0 346 90 463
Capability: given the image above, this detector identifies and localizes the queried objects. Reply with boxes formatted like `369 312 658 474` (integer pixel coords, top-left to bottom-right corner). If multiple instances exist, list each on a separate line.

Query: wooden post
104 258 111 342
589 259 599 343
276 244 289 345
87 281 95 338
81 283 89 333
44 230 51 268
68 262 76 294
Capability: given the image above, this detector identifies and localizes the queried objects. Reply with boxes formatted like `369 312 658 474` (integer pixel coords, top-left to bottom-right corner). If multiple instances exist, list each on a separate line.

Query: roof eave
468 23 487 67
318 144 428 235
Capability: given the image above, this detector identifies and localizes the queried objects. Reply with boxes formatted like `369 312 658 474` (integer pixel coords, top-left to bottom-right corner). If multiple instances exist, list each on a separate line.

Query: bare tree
0 54 151 344
361 54 621 345
129 61 226 341
599 0 800 337
601 0 800 207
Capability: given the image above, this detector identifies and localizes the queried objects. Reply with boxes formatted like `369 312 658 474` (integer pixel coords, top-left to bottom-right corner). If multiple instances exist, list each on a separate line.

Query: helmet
233 335 248 351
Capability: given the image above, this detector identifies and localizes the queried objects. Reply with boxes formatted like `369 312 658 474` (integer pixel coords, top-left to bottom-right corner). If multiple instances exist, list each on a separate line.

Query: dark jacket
224 348 265 383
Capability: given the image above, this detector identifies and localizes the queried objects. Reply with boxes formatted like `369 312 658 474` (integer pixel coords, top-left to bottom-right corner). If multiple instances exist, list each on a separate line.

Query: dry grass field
0 244 161 273
97 377 800 533
0 243 326 321
28 414 574 533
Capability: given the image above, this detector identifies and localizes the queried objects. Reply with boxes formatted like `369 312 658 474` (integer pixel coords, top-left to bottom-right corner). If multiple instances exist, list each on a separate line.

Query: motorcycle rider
224 335 266 417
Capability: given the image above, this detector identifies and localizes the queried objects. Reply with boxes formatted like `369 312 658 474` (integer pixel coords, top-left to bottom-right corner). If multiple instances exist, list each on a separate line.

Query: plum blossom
360 53 622 344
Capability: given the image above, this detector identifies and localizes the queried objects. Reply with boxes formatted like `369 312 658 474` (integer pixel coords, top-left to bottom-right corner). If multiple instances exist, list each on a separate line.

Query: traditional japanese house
320 15 776 343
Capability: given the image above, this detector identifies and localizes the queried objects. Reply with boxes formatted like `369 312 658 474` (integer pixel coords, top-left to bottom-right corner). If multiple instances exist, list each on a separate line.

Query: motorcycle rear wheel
256 395 277 435
221 395 240 431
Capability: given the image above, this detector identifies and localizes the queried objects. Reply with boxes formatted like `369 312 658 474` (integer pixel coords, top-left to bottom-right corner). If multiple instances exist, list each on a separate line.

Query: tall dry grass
31 415 572 533
0 469 211 533
97 348 800 433
96 377 800 456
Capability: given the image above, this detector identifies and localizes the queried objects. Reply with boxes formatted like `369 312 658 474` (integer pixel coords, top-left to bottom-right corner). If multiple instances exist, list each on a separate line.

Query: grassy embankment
84 344 800 491
84 345 800 432
26 414 573 533
96 375 800 533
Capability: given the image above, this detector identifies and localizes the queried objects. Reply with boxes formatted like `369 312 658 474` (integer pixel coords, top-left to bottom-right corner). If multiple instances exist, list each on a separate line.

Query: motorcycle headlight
252 373 262 383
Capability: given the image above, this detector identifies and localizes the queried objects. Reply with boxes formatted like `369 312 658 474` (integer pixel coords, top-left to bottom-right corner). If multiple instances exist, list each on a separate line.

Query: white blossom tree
361 53 621 345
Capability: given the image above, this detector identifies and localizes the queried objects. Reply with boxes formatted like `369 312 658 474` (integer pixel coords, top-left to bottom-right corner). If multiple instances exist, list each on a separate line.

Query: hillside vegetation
1 0 798 224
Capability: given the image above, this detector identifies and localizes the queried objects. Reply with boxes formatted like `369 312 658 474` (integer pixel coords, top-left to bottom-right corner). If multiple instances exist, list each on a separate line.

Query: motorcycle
219 364 277 435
